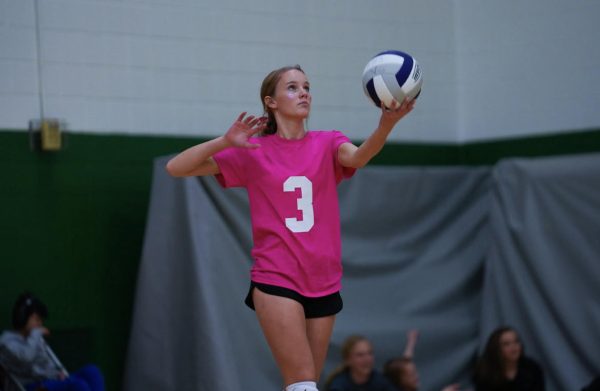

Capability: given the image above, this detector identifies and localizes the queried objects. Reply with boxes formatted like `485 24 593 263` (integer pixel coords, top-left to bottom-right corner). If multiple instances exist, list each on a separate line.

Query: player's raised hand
224 112 266 148
379 97 415 130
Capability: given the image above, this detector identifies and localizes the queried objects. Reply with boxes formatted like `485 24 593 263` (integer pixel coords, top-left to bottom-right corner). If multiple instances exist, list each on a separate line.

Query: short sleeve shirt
213 130 355 297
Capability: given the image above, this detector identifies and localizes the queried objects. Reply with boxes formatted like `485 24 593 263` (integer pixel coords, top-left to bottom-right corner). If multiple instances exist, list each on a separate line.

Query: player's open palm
225 112 266 148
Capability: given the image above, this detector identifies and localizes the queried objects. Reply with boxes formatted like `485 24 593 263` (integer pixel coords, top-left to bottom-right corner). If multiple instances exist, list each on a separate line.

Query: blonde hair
323 335 370 389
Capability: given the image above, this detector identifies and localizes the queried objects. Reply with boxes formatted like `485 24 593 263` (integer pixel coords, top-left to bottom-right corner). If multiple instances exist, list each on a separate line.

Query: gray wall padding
480 154 600 391
124 153 600 391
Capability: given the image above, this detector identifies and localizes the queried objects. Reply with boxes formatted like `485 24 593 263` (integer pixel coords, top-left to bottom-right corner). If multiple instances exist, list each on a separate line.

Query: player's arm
166 137 227 177
166 112 265 177
338 98 415 168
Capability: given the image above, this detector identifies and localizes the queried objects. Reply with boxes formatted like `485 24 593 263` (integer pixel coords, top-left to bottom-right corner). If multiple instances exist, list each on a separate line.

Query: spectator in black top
473 326 544 391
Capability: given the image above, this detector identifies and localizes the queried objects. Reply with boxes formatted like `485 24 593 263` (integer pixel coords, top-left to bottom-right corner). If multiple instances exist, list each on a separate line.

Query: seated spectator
383 330 460 391
0 292 104 391
324 334 398 391
383 357 419 391
473 326 544 391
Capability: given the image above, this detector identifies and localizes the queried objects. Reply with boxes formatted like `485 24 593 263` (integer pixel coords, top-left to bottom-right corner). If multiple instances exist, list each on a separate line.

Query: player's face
270 69 311 119
499 330 522 363
346 340 375 377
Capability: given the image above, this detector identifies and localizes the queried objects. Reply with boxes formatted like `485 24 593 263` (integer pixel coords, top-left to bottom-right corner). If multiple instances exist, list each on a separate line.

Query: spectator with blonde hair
324 334 398 391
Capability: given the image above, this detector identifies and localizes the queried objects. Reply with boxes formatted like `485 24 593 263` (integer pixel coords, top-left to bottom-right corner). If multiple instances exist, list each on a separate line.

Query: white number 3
283 176 314 233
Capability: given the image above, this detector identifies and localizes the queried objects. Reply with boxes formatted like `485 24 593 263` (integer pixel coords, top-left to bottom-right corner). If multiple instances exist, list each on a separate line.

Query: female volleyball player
166 64 415 391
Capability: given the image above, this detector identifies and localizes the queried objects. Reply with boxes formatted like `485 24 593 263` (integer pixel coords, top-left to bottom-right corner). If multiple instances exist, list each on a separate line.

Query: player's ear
264 96 277 109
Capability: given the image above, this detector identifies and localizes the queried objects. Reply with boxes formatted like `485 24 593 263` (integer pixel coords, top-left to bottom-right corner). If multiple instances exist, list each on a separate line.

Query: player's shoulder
308 129 349 141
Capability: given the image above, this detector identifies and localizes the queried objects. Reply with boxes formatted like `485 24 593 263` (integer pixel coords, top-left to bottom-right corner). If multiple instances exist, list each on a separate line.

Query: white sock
285 380 318 391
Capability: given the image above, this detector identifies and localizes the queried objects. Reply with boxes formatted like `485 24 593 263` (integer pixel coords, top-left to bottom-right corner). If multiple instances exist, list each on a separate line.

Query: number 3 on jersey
283 176 314 233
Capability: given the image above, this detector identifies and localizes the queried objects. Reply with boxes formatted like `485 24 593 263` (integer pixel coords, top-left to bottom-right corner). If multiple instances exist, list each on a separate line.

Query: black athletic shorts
245 281 343 319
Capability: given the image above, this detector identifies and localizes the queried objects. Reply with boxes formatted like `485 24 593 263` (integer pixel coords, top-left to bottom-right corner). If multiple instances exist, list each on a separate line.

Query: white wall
0 0 456 142
0 0 40 129
0 0 598 143
455 1 600 142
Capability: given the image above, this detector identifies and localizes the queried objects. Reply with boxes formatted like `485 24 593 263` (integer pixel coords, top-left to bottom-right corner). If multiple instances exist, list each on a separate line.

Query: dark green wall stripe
4 128 600 166
460 129 600 165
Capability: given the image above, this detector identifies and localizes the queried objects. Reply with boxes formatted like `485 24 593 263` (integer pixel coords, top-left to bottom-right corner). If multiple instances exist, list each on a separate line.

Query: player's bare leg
306 315 335 383
253 288 319 390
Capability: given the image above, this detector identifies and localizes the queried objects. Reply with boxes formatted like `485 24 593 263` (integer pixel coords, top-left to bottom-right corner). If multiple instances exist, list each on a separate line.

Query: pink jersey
213 130 356 297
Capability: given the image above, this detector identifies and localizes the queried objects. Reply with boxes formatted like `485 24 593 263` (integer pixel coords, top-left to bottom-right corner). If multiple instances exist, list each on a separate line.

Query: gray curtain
124 153 600 391
480 154 600 391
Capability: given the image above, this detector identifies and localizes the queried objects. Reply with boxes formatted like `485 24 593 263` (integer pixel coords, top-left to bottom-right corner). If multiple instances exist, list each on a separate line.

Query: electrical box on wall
29 119 67 152
41 119 61 150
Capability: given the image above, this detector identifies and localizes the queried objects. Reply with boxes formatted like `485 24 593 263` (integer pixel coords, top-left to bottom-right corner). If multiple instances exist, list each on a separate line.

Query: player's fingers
248 116 266 127
248 125 262 136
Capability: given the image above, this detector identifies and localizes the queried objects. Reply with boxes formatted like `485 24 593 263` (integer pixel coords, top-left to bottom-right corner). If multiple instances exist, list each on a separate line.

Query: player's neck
275 120 306 140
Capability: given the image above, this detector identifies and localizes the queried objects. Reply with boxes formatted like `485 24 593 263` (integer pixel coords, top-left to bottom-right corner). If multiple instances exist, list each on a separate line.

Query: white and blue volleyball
362 50 423 109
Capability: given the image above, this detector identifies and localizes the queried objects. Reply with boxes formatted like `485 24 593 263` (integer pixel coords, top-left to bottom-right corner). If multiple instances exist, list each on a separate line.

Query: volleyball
362 50 423 109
